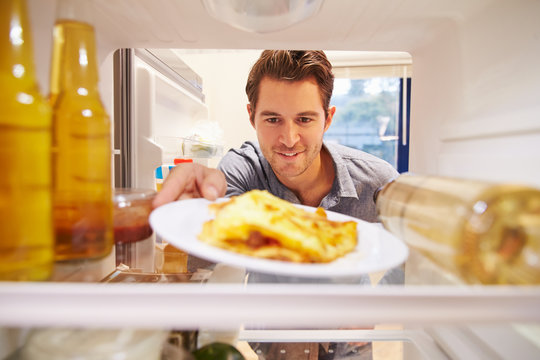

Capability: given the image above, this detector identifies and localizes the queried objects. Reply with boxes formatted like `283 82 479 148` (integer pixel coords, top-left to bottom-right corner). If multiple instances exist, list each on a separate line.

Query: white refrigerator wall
409 1 540 187
131 55 208 189
26 0 540 189
175 51 260 156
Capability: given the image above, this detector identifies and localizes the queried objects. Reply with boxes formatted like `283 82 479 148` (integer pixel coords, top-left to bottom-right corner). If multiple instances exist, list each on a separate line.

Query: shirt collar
323 142 359 199
260 142 359 206
260 153 300 203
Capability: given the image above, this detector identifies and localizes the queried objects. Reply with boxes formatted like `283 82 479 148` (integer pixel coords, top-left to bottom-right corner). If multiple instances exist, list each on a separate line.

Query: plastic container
20 328 168 360
182 137 222 158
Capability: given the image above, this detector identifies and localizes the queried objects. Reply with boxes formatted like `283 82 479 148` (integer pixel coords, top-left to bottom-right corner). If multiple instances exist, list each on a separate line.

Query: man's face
248 76 335 182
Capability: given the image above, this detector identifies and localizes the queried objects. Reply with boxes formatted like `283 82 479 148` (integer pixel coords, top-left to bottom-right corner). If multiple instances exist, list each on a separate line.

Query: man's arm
152 162 227 208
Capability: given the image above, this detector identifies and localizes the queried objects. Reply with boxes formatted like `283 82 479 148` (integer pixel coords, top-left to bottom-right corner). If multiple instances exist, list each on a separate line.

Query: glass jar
113 188 156 271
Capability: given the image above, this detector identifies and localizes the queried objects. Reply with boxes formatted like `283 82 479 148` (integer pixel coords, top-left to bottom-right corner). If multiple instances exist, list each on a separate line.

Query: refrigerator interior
26 0 540 188
2 0 540 358
113 48 214 190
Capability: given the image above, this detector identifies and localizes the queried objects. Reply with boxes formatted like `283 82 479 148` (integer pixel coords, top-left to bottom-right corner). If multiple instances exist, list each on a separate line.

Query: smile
274 148 304 159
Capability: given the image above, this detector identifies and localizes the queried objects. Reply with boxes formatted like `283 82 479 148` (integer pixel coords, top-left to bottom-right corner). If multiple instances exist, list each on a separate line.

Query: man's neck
277 147 335 207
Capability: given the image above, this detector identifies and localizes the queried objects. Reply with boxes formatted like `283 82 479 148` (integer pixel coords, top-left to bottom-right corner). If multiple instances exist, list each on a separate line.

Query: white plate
149 198 409 278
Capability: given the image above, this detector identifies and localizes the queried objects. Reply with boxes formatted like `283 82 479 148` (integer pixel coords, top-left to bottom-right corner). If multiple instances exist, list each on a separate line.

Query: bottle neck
373 177 398 204
0 0 38 90
50 19 100 98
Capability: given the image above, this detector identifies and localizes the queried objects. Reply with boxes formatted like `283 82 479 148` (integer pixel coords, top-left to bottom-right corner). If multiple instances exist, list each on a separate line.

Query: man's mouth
275 149 303 158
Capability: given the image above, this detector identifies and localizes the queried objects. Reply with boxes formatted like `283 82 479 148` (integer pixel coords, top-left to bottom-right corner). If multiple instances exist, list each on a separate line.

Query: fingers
152 166 189 208
199 168 227 201
152 163 226 208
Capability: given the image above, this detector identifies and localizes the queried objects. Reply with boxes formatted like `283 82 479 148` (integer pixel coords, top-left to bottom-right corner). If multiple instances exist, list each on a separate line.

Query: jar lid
114 188 156 205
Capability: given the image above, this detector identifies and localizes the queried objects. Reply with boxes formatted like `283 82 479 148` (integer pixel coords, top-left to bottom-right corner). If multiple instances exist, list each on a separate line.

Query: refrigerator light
201 0 325 33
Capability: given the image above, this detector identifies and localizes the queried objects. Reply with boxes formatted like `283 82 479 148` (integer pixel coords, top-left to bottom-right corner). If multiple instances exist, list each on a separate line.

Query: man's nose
279 121 300 148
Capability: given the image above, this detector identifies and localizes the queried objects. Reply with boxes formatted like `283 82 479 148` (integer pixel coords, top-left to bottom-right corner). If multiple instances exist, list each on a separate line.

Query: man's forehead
259 75 319 88
257 77 323 105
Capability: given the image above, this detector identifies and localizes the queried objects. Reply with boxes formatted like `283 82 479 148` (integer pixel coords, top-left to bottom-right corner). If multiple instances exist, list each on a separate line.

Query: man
153 50 401 358
153 50 398 223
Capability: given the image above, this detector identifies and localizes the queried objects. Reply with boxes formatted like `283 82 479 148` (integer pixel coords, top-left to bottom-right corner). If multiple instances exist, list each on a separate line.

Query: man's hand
152 163 227 208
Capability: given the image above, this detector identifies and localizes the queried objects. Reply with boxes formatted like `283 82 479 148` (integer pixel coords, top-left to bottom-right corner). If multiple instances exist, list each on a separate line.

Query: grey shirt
217 141 399 222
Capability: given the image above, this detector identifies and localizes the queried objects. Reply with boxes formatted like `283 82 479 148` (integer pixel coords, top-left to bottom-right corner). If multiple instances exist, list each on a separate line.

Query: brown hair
245 50 334 119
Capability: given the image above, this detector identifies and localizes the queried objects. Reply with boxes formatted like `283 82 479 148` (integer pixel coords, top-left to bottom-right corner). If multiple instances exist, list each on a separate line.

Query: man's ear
247 103 255 128
324 106 336 132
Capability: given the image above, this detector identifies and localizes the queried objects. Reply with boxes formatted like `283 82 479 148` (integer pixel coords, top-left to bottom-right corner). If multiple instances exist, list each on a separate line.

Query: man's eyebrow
297 111 320 117
259 110 320 117
259 110 281 117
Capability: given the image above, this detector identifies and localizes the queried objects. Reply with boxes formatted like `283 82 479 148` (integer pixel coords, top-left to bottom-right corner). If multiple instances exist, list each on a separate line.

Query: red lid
174 158 193 165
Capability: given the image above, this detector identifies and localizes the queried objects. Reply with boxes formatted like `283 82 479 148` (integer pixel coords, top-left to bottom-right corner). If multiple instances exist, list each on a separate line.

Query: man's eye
266 117 279 123
298 117 312 123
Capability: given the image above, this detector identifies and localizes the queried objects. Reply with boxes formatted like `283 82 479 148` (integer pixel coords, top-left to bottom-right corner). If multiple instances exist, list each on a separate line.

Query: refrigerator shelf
0 282 539 329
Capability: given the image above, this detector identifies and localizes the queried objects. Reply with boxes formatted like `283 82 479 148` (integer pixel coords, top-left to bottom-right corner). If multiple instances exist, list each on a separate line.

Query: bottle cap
174 158 193 165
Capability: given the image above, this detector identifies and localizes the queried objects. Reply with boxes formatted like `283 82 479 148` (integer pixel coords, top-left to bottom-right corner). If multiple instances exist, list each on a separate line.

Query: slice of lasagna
198 190 358 263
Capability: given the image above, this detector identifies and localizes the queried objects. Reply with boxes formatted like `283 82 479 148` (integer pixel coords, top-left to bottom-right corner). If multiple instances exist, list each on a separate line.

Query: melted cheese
198 190 357 263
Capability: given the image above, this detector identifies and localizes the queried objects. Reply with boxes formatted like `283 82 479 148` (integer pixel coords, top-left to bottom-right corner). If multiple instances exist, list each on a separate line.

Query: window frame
327 52 412 173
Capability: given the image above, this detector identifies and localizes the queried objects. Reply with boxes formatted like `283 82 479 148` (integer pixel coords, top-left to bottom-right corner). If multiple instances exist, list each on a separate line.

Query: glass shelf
1 236 539 359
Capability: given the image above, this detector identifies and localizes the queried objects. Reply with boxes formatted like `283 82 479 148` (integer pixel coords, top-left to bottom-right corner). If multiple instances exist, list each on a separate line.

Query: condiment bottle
0 0 54 280
375 173 540 285
50 0 113 261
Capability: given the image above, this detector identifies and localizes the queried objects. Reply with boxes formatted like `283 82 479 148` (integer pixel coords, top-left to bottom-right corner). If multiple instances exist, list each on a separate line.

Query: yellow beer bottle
375 173 540 285
0 0 54 280
50 0 113 260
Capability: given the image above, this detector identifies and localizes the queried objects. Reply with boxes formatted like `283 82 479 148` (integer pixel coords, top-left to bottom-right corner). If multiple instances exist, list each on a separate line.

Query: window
325 52 412 173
